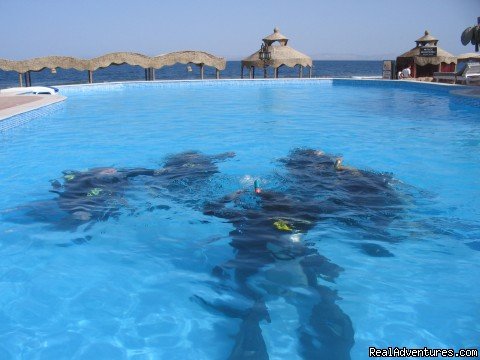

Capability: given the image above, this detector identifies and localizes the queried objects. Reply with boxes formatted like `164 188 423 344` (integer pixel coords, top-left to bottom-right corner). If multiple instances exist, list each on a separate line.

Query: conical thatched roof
397 46 456 66
415 30 438 44
242 28 311 68
242 46 312 68
397 31 456 66
263 27 288 45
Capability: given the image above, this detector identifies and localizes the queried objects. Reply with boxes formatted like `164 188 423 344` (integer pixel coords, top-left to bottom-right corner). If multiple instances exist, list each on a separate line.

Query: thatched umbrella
241 27 312 79
457 52 480 62
396 30 457 78
0 51 226 86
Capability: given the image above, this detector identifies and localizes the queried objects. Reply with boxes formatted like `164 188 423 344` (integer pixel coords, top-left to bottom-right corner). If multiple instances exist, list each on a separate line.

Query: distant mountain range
309 53 399 61
227 52 399 61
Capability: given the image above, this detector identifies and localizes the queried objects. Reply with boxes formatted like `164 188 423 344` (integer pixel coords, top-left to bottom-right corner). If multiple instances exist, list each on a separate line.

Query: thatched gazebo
241 27 312 79
396 30 457 78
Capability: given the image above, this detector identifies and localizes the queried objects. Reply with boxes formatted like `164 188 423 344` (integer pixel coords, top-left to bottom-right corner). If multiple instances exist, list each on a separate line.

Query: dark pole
241 65 244 79
88 70 93 84
145 68 148 81
200 64 204 79
24 71 31 87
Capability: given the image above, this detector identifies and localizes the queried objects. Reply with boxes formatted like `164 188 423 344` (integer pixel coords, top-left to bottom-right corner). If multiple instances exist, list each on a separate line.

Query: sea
0 61 382 89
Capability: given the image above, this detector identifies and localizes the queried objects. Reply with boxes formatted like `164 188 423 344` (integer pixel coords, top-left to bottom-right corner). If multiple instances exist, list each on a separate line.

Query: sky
0 0 478 60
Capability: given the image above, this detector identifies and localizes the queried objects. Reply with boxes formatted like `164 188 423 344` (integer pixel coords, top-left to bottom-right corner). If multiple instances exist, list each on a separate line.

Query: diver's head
98 168 118 176
334 158 343 170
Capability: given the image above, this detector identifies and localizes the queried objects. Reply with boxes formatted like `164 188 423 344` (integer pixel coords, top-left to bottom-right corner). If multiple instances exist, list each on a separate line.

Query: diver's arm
203 190 246 219
124 168 156 178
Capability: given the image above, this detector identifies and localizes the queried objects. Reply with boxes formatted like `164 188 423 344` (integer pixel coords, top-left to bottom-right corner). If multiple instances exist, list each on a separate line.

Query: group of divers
4 149 406 360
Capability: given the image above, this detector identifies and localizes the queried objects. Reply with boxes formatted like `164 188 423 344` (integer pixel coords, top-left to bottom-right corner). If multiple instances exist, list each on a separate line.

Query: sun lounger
0 86 59 95
433 62 480 85
456 62 480 85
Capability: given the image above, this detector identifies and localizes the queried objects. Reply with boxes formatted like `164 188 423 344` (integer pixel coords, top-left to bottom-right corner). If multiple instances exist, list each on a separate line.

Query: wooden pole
24 71 31 87
274 67 279 78
216 69 220 79
200 64 204 79
88 70 93 84
18 73 23 87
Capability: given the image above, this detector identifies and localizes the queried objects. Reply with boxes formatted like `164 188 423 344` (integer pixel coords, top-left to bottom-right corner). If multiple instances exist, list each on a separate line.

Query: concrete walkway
0 94 66 121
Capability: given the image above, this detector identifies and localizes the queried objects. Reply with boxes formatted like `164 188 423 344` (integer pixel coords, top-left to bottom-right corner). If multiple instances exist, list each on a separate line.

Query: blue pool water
0 80 479 359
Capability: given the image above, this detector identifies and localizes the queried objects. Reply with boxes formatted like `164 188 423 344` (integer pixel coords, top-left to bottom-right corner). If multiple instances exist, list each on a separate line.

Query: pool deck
0 94 66 121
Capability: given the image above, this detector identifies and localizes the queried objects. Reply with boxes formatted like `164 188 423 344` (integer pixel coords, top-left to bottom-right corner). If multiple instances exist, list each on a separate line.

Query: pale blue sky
0 0 478 60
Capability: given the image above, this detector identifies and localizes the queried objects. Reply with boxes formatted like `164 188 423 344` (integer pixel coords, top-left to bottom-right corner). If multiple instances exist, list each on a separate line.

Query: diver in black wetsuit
46 151 236 229
197 150 356 360
49 166 160 224
195 149 405 359
282 149 404 239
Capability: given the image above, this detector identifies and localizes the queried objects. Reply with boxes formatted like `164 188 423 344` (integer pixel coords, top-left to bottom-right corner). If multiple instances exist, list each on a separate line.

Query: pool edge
0 95 66 122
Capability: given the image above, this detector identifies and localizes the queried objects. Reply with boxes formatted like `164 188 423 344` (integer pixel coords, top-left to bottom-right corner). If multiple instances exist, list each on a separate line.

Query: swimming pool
0 80 479 359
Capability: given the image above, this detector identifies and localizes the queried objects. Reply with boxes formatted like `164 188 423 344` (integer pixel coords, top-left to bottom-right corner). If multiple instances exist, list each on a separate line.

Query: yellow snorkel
87 188 103 197
273 219 293 232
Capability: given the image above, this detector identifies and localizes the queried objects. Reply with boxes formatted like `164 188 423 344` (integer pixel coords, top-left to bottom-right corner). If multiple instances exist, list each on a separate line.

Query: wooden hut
396 31 457 78
241 27 312 79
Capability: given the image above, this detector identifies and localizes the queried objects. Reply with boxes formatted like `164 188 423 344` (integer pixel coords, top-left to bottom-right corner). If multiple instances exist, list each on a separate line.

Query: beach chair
433 62 480 85
456 62 480 85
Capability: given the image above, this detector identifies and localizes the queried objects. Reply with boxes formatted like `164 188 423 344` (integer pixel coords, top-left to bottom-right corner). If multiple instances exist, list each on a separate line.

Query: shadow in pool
1 151 235 234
